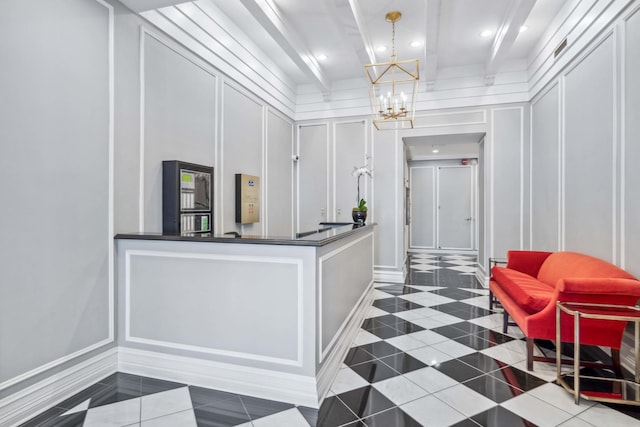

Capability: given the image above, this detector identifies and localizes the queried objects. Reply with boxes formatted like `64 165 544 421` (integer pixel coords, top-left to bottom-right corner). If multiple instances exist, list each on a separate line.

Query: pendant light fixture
365 11 419 130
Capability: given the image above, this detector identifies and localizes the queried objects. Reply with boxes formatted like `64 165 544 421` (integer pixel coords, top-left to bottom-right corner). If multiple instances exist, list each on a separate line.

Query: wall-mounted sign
235 174 260 224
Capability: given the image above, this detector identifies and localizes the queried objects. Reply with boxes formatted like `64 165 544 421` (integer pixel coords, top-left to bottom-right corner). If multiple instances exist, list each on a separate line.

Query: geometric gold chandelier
365 11 419 130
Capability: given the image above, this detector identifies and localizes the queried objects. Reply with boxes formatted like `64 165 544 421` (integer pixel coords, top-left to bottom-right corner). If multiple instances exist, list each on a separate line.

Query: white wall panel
221 84 263 234
298 125 329 232
623 7 640 276
142 34 216 232
531 85 561 251
0 0 113 386
491 108 523 258
563 35 615 262
265 110 294 236
334 122 367 223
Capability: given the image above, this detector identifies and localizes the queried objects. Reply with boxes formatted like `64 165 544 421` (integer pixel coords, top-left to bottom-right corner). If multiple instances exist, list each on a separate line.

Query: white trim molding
124 249 304 367
117 347 320 408
0 349 117 427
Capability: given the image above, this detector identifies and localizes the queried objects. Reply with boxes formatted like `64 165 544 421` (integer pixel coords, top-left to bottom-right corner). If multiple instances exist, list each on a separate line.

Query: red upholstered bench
489 251 640 372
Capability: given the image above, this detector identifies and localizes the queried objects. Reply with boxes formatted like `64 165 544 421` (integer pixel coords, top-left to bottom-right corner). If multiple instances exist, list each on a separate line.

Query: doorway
409 161 476 250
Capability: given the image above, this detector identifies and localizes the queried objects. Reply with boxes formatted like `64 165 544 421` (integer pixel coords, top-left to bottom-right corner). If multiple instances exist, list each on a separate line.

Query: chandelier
365 11 419 130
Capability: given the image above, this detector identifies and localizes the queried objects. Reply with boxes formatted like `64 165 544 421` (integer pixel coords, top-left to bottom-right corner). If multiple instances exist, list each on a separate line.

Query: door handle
465 217 473 221
337 208 341 216
321 208 326 217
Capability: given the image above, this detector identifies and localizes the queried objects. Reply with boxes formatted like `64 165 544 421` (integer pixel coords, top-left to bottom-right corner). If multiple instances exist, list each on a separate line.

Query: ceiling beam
485 0 536 82
424 0 441 89
238 0 332 96
119 0 189 13
330 0 376 67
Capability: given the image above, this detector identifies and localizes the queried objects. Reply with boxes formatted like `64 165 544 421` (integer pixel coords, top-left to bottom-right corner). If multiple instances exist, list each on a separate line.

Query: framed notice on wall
235 174 260 224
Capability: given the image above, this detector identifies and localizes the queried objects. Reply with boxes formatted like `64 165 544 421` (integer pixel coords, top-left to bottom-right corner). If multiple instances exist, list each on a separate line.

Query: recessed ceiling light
519 25 528 33
410 41 422 48
376 45 387 52
316 54 327 61
480 29 493 38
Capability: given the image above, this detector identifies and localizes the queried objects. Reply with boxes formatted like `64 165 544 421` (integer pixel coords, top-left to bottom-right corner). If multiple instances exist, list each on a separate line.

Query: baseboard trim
0 348 117 427
374 269 405 283
316 282 374 401
117 347 320 408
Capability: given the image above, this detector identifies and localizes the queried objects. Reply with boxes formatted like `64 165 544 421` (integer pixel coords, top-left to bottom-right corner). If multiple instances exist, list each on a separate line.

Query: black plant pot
352 209 367 225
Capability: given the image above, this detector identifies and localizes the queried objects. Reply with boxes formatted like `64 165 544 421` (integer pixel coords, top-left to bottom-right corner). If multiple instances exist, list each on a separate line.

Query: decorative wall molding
124 249 304 367
318 233 374 361
373 269 405 284
0 349 117 427
0 0 115 394
118 347 319 408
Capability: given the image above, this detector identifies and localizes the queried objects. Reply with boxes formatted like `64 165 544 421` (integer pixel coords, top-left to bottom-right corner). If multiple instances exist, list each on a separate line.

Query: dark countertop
115 222 375 247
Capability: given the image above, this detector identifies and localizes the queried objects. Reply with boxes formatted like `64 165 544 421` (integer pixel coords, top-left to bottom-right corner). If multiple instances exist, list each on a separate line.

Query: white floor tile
460 296 491 309
410 264 442 271
141 387 193 421
527 383 594 416
442 260 477 266
411 258 438 264
140 409 197 427
385 334 428 352
401 395 466 427
250 408 310 427
436 339 476 358
433 384 496 417
406 330 449 346
512 359 559 381
480 340 529 365
501 393 574 427
329 367 369 395
403 367 459 393
372 375 429 405
84 398 141 427
412 294 455 306
430 313 466 325
393 307 442 321
407 346 454 366
351 330 382 347
373 289 394 300
410 317 447 330
577 403 640 426
557 417 596 427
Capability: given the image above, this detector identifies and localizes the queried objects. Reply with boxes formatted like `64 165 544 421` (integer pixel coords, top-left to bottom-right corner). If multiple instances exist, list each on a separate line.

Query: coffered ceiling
124 0 570 94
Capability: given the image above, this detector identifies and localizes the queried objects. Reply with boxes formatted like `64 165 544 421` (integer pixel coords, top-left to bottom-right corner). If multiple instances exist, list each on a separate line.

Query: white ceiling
121 0 571 157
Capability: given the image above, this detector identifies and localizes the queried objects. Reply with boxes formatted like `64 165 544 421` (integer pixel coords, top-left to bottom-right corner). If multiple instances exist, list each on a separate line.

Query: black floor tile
189 385 240 408
379 353 428 374
140 376 185 396
358 340 404 358
471 405 539 427
453 334 493 350
430 324 471 340
433 359 485 382
362 406 422 427
336 386 395 418
369 325 407 339
450 419 483 427
240 395 294 420
192 396 251 427
18 407 68 427
490 366 547 392
344 346 377 366
87 372 141 408
463 374 523 403
317 395 359 426
474 328 514 345
371 314 414 329
446 321 489 335
54 382 111 410
350 359 402 383
457 352 504 373
428 288 478 300
297 405 318 426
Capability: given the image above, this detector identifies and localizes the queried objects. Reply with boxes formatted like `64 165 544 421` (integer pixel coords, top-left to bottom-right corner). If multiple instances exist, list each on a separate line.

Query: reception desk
114 223 374 408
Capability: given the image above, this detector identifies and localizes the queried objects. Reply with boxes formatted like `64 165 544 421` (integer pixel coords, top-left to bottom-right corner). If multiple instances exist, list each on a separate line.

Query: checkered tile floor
21 253 640 426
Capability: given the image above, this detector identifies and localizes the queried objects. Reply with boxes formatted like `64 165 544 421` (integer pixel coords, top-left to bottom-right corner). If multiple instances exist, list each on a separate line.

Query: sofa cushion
491 266 554 313
537 252 636 287
506 250 552 278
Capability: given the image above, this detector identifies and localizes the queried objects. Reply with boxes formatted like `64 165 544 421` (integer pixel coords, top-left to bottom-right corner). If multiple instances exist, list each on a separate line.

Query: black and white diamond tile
22 253 640 427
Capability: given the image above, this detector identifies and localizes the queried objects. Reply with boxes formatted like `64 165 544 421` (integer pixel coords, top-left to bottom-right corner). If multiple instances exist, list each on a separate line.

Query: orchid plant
352 160 373 211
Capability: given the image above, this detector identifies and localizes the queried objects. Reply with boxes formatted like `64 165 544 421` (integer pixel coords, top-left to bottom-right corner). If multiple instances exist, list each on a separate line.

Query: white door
298 125 328 232
437 166 473 249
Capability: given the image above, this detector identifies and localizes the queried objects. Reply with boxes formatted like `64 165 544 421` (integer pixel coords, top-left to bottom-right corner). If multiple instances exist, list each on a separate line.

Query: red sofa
489 251 640 372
